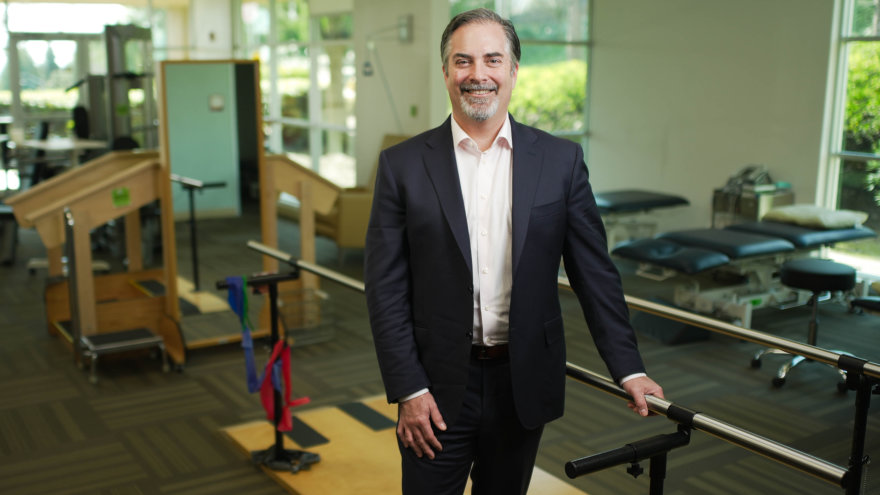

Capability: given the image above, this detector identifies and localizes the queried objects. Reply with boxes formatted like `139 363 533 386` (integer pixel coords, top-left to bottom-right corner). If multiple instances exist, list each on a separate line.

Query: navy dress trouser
399 355 545 495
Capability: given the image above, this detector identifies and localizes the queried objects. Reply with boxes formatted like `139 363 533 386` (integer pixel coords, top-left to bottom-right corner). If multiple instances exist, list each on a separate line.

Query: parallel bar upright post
846 373 873 495
269 281 283 454
188 186 199 291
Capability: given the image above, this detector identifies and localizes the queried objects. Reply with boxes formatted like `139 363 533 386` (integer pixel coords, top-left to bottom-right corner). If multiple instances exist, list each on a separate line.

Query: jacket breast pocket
531 199 563 219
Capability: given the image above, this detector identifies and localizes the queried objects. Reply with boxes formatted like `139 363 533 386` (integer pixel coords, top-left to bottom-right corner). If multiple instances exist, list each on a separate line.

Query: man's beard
459 84 499 122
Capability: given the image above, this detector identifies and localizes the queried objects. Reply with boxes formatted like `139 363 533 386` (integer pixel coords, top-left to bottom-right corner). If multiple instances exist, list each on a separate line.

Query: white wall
588 0 834 230
189 0 234 59
163 7 190 60
353 0 449 186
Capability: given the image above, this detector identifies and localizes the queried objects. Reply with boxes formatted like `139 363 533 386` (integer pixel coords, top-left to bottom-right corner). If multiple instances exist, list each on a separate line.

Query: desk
21 138 107 167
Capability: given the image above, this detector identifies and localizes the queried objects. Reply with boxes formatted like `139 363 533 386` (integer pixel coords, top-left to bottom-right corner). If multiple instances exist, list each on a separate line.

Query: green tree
44 46 59 81
509 59 586 132
845 42 880 153
277 0 309 42
846 42 880 206
16 47 41 90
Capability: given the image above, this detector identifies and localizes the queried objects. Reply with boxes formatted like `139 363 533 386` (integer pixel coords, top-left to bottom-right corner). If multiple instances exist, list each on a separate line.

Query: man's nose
469 62 488 81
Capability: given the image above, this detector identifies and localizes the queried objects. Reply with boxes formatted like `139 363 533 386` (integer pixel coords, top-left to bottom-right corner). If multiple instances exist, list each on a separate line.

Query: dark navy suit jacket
364 116 645 429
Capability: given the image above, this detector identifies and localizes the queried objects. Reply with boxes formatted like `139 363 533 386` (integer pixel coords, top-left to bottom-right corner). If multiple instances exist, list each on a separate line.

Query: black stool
751 258 856 389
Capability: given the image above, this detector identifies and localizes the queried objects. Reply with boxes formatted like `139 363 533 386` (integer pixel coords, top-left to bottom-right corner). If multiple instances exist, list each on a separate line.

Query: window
0 3 158 139
450 0 590 148
0 2 161 191
237 0 357 187
826 0 880 265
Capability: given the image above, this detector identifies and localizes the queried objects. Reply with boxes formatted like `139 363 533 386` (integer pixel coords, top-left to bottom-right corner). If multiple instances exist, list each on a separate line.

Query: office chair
111 136 139 151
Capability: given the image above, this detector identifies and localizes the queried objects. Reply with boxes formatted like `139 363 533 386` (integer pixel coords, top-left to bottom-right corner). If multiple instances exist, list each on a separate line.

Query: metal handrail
557 276 880 380
245 241 852 489
247 240 366 293
565 363 848 487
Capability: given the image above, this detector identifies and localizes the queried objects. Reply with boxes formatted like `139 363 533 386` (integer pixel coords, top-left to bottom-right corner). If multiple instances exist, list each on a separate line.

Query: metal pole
188 187 199 291
269 281 283 455
846 372 873 495
247 240 366 293
558 276 880 381
566 363 849 488
649 454 667 495
245 242 853 489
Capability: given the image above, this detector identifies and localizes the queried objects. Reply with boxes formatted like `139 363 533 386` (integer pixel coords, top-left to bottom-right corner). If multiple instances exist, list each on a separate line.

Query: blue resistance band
225 276 260 393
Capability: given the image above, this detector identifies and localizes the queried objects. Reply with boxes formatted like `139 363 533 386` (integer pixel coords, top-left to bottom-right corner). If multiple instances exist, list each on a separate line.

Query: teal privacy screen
164 62 241 217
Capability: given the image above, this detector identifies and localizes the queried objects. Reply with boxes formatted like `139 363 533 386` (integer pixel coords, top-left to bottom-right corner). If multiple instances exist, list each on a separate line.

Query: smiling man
365 8 664 495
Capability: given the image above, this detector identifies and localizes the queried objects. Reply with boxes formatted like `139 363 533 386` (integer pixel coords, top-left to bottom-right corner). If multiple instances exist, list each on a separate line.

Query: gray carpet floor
0 202 878 494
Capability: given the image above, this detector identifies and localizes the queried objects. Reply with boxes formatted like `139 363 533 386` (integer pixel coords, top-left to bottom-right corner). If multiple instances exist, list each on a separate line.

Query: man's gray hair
440 8 521 74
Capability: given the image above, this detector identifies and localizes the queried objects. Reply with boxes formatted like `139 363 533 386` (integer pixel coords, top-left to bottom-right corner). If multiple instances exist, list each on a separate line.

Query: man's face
443 21 518 124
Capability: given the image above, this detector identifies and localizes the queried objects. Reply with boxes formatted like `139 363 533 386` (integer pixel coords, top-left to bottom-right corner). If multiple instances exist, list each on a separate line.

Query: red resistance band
260 339 310 431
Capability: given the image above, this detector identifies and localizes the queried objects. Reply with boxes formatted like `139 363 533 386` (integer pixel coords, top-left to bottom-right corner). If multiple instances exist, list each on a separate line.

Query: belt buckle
476 346 490 360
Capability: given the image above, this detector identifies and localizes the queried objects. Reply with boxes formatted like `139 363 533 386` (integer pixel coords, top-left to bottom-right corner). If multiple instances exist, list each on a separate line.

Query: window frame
235 0 356 179
823 0 880 207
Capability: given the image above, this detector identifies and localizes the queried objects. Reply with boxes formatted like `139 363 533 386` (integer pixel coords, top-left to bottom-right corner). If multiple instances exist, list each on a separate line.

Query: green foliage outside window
846 43 880 154
846 43 880 207
509 59 586 132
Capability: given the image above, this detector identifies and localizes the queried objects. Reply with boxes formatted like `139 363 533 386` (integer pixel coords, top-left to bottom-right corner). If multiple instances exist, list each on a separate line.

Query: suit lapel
511 119 542 276
423 119 472 273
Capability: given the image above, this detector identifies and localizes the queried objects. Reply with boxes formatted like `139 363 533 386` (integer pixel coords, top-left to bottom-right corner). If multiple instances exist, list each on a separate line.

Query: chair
112 136 140 151
72 106 90 139
326 134 410 262
751 258 856 390
28 121 54 186
281 134 410 263
0 202 17 265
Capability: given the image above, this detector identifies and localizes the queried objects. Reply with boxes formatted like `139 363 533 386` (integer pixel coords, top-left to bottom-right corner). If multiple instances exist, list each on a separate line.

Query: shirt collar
450 114 513 152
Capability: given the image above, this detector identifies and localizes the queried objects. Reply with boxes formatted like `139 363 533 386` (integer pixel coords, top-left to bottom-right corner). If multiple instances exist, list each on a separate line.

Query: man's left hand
621 376 664 417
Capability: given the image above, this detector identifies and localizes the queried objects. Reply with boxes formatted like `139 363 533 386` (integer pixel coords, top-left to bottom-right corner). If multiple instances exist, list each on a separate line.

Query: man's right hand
397 392 447 459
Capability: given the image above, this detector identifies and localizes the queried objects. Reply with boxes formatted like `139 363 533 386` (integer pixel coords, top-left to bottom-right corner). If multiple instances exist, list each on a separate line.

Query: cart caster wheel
772 377 786 388
750 358 761 369
174 364 185 373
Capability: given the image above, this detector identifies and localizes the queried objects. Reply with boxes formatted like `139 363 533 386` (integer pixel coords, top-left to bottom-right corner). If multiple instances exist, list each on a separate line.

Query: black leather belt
471 344 509 360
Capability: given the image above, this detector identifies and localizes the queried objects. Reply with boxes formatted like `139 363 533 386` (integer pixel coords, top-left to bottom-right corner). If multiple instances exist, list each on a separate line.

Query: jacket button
466 330 473 339
467 285 474 294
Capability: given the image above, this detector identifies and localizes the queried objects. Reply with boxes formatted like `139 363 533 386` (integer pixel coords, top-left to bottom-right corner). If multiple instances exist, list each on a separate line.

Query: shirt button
480 230 488 236
483 306 490 311
481 267 489 274
480 194 487 200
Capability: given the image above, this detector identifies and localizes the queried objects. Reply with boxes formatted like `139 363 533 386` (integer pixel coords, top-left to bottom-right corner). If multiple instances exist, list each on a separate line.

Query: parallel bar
247 240 366 293
566 364 848 487
558 276 880 380
243 243 852 489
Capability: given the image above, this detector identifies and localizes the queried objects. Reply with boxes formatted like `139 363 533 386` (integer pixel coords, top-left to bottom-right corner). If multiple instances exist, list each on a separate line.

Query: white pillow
762 204 868 229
